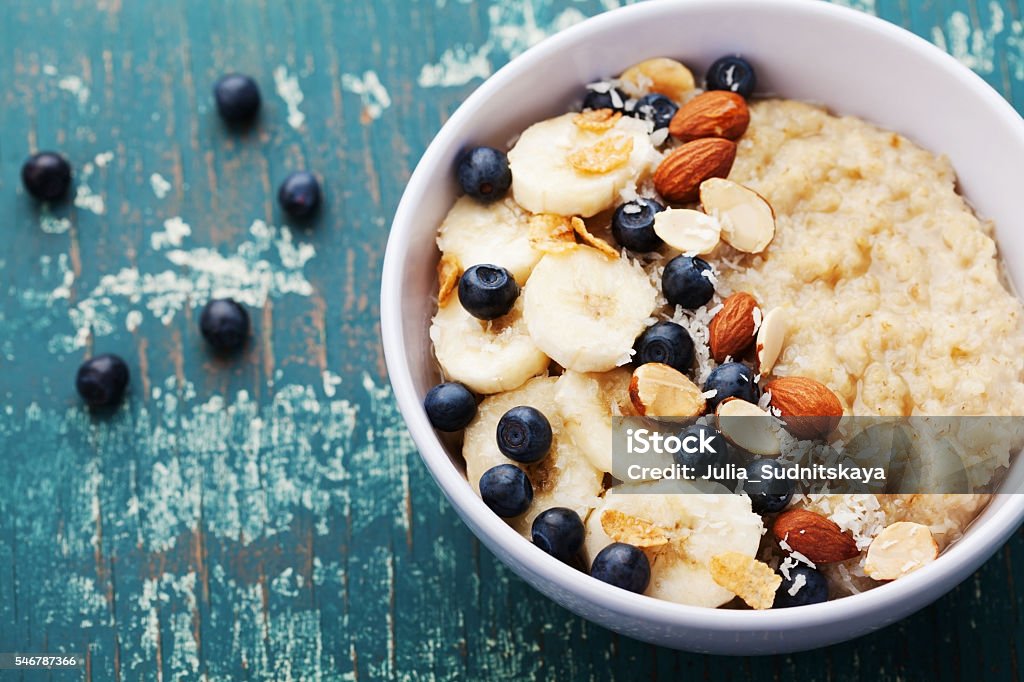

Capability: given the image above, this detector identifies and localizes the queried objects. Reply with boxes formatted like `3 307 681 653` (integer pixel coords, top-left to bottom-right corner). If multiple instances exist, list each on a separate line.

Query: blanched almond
864 522 938 580
629 362 706 417
755 307 787 375
699 178 775 254
653 208 721 254
715 398 781 456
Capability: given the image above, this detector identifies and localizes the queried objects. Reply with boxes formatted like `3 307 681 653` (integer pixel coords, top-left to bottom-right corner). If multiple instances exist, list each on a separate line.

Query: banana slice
508 112 659 218
584 484 763 607
523 248 658 372
430 291 549 394
436 196 542 285
464 376 605 535
554 368 636 473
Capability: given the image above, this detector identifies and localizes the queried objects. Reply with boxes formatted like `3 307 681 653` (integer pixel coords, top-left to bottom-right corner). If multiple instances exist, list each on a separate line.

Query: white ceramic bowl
381 0 1024 654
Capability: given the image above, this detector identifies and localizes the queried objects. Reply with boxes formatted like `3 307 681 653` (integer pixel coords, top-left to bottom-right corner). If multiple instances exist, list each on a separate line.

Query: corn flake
437 253 461 306
573 108 622 132
528 214 577 254
568 135 634 174
571 217 619 259
709 552 782 610
600 509 670 549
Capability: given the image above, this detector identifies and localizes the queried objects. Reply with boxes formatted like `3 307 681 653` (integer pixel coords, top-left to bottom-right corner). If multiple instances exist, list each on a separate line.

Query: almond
669 91 750 142
652 208 721 254
708 292 759 362
755 307 787 375
653 138 736 203
773 509 860 564
715 398 781 456
864 522 938 580
629 362 706 417
699 178 776 254
619 57 695 102
764 376 843 440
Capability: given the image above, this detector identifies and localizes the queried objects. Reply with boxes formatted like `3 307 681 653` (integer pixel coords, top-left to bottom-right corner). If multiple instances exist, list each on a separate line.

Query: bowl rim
381 0 1024 632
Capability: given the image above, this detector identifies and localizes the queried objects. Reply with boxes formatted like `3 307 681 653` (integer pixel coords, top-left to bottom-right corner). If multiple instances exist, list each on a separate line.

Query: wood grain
0 0 1022 680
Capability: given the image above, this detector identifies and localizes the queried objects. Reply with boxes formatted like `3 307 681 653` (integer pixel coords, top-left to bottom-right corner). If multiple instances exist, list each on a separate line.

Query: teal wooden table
1 1 1022 679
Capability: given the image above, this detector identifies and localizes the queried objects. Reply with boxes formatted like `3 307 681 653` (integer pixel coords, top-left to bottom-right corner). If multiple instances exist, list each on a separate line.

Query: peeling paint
341 70 392 121
274 65 307 130
150 172 173 199
418 0 587 88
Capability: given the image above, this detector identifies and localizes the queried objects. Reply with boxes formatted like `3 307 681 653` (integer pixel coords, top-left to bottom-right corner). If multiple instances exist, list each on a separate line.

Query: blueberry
662 255 715 309
611 198 665 253
424 382 476 432
496 406 552 463
590 543 650 593
703 361 759 410
21 152 72 201
633 93 678 131
199 298 250 352
742 458 793 514
458 264 519 320
674 421 729 478
582 87 627 112
774 565 829 608
456 146 512 203
278 171 321 218
706 56 757 99
479 464 533 518
213 74 261 122
76 354 130 407
531 507 585 563
634 321 694 373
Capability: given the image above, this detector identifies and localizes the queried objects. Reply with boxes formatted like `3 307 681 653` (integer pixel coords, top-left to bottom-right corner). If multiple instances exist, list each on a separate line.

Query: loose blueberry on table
213 73 262 122
457 264 519 320
774 565 829 608
424 382 477 432
76 354 130 408
456 146 512 203
21 151 73 201
199 298 250 352
590 542 651 594
479 464 534 518
278 171 322 218
742 458 794 514
703 361 759 410
634 321 695 373
531 507 585 564
611 198 665 253
705 55 757 99
496 405 552 463
662 255 716 310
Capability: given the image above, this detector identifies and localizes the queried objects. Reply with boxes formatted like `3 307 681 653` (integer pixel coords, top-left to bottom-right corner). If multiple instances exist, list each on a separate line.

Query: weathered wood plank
0 0 1022 680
